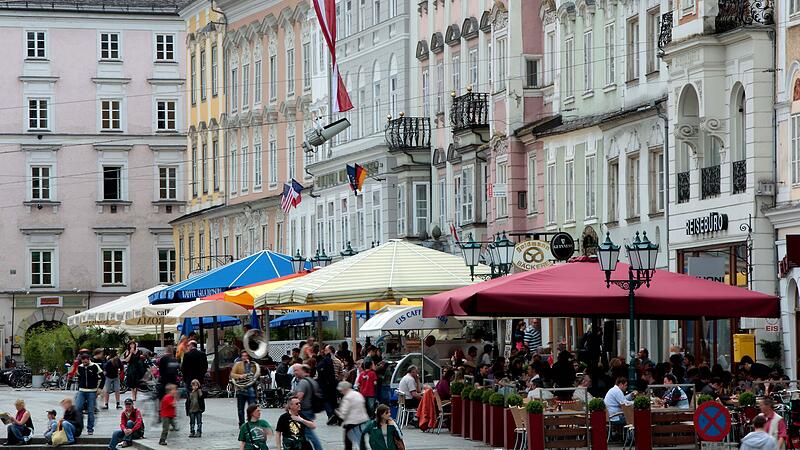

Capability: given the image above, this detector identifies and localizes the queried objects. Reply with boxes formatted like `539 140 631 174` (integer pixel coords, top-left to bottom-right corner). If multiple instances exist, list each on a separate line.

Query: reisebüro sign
685 212 728 236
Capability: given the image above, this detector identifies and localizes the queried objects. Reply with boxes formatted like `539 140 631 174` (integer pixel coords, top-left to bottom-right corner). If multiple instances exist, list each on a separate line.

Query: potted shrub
488 393 505 447
461 385 474 439
526 400 545 450
469 388 484 441
633 395 652 450
738 391 758 423
482 389 494 444
450 381 465 436
696 394 715 406
504 393 524 449
588 398 608 450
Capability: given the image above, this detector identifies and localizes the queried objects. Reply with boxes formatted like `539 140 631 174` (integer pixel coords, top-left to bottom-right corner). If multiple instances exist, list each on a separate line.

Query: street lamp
291 249 306 274
316 248 333 268
340 241 358 258
495 232 515 272
597 231 659 386
460 232 514 280
460 234 482 280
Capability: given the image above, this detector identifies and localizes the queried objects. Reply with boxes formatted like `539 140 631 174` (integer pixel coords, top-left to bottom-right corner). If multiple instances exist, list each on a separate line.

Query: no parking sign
694 402 732 442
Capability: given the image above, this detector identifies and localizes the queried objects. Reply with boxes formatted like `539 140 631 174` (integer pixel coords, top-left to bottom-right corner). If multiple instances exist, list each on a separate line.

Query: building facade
0 0 187 358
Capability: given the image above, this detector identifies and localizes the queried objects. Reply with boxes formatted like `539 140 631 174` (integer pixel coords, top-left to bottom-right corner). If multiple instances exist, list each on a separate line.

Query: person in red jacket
159 384 178 446
107 398 144 449
357 360 378 418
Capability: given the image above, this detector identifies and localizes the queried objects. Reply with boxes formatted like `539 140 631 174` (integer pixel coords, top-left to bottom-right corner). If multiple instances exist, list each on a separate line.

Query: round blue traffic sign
694 401 731 442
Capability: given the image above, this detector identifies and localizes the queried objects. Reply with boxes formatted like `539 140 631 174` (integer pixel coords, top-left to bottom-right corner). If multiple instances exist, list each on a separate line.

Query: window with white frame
156 100 176 131
605 23 615 85
158 248 175 283
326 201 335 253
100 100 121 131
302 42 311 91
287 48 295 96
649 148 664 213
462 166 474 223
27 31 46 59
469 47 479 87
608 159 619 221
230 66 238 112
155 34 174 61
525 58 540 88
359 0 367 30
241 136 249 193
481 164 488 222
269 136 278 185
261 224 269 251
422 69 430 116
31 249 53 286
28 98 49 131
191 144 197 197
191 54 197 105
373 0 381 24
254 135 263 189
200 50 207 101
211 45 219 96
585 154 597 218
159 166 177 200
546 163 556 224
31 166 51 200
495 37 507 91
453 175 462 226
372 75 381 133
229 141 238 194
372 189 383 243
242 62 250 110
527 154 537 213
341 198 350 249
358 73 367 137
452 54 461 94
436 62 444 113
564 37 574 98
212 139 220 192
201 141 208 193
496 160 508 218
438 178 447 229
626 18 640 81
488 42 493 89
583 30 593 91
413 183 429 236
103 166 123 200
397 184 407 236
102 249 125 285
100 32 120 60
545 31 555 85
791 0 800 15
345 0 353 35
627 153 640 218
287 127 296 180
269 54 277 101
792 114 800 185
316 205 325 251
254 58 262 104
565 159 575 222
646 9 660 73
389 70 398 115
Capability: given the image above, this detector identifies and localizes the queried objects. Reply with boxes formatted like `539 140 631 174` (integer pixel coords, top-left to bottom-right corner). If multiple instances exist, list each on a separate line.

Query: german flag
346 163 368 193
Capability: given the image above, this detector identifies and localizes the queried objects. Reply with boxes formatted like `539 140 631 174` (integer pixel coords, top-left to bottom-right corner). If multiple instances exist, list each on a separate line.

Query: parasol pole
212 316 220 387
351 311 357 360
264 308 270 352
160 318 165 348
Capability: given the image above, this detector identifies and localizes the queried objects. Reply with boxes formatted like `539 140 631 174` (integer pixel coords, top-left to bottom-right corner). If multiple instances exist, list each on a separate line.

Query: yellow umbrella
202 273 308 308
271 298 422 311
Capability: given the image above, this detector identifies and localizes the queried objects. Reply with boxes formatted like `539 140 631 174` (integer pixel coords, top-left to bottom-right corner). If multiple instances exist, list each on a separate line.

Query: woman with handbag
362 405 405 450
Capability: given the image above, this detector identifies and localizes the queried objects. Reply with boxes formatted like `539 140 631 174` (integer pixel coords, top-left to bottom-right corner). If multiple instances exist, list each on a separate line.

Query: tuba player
231 350 259 427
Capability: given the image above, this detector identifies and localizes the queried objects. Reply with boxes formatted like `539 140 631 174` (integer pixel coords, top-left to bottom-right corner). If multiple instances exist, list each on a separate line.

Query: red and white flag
313 0 353 112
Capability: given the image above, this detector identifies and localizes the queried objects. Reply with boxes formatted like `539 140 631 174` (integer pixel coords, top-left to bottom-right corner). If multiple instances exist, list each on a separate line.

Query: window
103 166 122 200
545 31 555 85
341 198 350 249
389 72 398 115
269 54 277 101
583 30 593 91
212 139 220 192
159 166 177 200
242 63 250 110
469 48 479 87
241 140 248 193
31 250 53 286
254 59 262 104
358 82 367 137
646 9 660 74
649 149 664 213
201 143 207 194
792 0 800 15
525 58 539 88
627 18 640 81
585 154 597 218
605 24 615 85
360 0 367 30
158 249 175 283
28 98 48 130
372 78 381 133
27 31 46 59
627 154 640 218
527 155 537 213
191 144 198 197
546 163 556 224
230 67 238 112
462 166 474 223
488 42 493 89
269 137 277 185
372 189 382 243
792 114 800 185
31 166 51 200
436 62 444 113
397 184 406 236
198 51 207 102
608 160 619 221
287 129 296 180
344 0 353 35
564 38 574 98
100 100 121 131
191 54 197 105
422 69 430 116
302 42 311 91
102 249 125 285
100 32 120 60
496 160 508 218
453 175 462 226
211 46 219 96
413 183 429 236
156 100 176 131
261 224 269 251
438 178 447 229
230 142 237 194
276 223 284 253
496 38 507 91
373 0 381 24
390 0 397 16
562 160 574 221
155 34 174 61
287 48 295 96
452 54 461 94
254 140 263 189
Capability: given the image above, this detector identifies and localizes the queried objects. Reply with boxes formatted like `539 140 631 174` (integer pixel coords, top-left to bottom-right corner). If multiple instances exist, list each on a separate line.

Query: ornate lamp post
340 241 358 258
459 232 514 281
291 249 306 274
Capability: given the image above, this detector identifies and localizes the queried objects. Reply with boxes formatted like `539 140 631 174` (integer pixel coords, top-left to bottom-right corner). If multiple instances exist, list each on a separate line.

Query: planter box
463 399 472 439
634 409 652 450
483 403 491 445
504 408 516 450
451 395 462 436
489 405 504 447
31 375 44 388
527 413 544 450
471 400 483 441
590 410 608 450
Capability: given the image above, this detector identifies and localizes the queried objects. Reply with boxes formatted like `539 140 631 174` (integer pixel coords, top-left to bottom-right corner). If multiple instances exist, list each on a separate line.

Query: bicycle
41 370 63 389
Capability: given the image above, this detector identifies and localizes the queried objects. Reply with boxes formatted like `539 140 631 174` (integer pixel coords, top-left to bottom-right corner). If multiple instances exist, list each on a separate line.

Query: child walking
186 379 205 438
159 383 178 446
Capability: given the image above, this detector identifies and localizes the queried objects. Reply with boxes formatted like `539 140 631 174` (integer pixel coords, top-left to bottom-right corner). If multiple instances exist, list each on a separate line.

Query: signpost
512 240 553 271
694 401 731 443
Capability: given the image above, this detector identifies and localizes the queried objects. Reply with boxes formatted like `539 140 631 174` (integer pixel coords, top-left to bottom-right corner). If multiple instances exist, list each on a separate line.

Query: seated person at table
398 366 422 409
604 377 634 423
435 369 453 401
701 377 724 398
662 374 689 409
473 364 490 387
527 378 554 401
572 375 594 404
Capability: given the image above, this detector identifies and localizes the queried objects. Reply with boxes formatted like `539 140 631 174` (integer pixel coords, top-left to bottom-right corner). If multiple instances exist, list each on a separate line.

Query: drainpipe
656 100 669 364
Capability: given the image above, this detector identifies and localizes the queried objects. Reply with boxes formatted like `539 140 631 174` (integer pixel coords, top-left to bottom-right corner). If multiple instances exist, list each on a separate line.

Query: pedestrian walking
336 382 369 450
232 350 259 427
181 340 208 391
75 352 102 435
159 384 178 446
103 351 123 410
291 364 325 450
357 360 378 418
185 379 205 438
275 397 314 450
123 341 146 402
238 404 273 450
362 405 404 450
316 346 338 419
106 398 144 450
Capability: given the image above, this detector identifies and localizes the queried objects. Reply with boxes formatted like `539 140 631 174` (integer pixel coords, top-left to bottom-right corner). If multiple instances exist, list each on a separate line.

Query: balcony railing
658 11 673 50
384 114 432 152
732 159 746 194
677 171 690 204
450 91 489 132
716 0 774 33
701 165 721 199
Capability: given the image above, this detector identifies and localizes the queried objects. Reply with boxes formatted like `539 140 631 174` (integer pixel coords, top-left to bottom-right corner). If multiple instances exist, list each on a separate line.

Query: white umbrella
67 286 167 326
360 305 462 333
166 300 249 319
120 303 181 326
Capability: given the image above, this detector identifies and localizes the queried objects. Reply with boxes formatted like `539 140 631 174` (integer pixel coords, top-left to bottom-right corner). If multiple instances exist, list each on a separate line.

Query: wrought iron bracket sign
685 212 728 236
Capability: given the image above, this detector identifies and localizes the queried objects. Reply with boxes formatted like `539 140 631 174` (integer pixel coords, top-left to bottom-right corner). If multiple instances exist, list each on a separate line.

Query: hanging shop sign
512 240 553 271
550 232 576 261
685 212 728 236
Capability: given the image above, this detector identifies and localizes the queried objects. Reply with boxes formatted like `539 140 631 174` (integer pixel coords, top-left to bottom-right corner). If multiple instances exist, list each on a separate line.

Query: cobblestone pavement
0 387 494 450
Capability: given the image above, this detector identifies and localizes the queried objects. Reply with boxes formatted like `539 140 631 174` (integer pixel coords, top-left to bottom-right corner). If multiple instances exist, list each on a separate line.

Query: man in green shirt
238 405 272 450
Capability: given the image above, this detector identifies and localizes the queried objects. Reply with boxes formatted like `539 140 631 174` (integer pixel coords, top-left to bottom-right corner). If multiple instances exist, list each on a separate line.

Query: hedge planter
483 403 491 445
489 405 504 447
527 412 545 450
451 395 462 435
463 398 471 439
634 409 652 450
471 399 483 441
590 410 608 450
504 408 516 449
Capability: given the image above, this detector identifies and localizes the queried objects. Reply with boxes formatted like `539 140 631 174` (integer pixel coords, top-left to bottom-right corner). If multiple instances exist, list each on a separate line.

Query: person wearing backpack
291 364 325 450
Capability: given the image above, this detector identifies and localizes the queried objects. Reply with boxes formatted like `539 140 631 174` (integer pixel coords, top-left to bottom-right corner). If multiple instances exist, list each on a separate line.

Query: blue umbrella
250 310 260 330
355 310 377 319
178 315 241 332
181 318 194 337
149 251 298 304
269 311 329 328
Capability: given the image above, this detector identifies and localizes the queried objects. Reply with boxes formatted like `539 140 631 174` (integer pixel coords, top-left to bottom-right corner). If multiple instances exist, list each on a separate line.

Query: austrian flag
312 0 353 112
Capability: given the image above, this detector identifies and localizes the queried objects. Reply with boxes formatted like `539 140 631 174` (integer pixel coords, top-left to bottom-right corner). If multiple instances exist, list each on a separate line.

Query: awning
360 305 462 332
178 316 241 332
166 300 250 320
257 239 482 309
422 257 780 319
149 251 303 304
67 286 168 326
274 299 422 312
200 273 309 308
269 311 329 328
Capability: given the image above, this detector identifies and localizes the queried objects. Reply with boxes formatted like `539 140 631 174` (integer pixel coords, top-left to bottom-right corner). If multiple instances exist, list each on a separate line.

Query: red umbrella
422 257 779 319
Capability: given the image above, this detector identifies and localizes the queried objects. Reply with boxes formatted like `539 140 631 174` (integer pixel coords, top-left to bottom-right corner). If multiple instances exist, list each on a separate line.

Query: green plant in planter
461 385 474 400
506 393 524 407
489 393 505 407
451 381 466 396
470 388 484 401
526 400 544 414
588 398 607 412
482 389 494 404
738 392 756 408
633 395 651 410
696 394 715 406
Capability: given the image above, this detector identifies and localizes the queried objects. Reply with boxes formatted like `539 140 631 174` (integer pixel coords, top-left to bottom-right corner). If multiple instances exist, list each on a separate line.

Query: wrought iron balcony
658 11 673 50
701 165 721 199
732 159 747 194
677 171 690 204
716 0 774 33
384 114 432 152
450 90 489 132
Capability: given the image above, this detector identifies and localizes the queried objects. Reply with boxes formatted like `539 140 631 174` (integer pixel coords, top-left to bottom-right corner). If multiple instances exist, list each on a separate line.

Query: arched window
730 85 746 163
389 55 398 116
372 61 382 134
677 85 699 173
358 67 366 137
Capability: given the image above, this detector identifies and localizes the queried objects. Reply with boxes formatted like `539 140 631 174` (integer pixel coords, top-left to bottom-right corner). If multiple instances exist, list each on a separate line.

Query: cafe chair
433 390 451 435
621 404 636 450
510 406 528 450
397 390 417 429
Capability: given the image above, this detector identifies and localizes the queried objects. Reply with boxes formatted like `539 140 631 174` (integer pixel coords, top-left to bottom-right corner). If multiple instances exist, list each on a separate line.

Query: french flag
312 0 353 112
